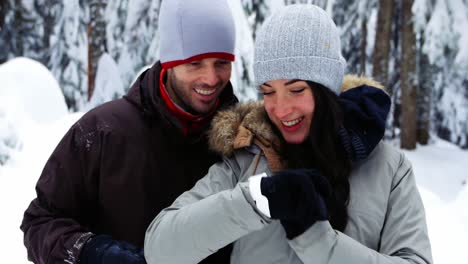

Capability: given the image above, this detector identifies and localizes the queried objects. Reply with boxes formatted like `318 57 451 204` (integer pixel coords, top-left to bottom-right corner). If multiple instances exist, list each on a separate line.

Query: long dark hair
271 81 351 232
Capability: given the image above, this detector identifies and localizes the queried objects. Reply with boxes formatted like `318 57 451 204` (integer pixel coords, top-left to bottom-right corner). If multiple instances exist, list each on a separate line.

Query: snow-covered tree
413 0 434 145
88 0 107 100
106 0 161 88
226 1 257 101
0 0 47 63
49 0 88 111
333 0 377 75
424 0 468 148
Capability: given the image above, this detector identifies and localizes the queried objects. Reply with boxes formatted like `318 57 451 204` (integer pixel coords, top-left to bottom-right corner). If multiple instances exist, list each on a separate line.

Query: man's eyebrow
262 83 272 87
285 79 301 86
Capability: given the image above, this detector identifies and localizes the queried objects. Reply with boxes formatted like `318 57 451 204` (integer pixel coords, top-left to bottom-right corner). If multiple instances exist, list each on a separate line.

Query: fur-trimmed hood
208 75 386 156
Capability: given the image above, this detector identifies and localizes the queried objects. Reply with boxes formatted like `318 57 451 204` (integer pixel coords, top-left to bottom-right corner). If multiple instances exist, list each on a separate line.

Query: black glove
260 169 330 239
80 235 146 264
338 85 391 161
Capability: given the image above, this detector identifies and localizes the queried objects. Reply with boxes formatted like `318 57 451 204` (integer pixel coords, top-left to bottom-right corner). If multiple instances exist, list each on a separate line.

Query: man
20 0 237 263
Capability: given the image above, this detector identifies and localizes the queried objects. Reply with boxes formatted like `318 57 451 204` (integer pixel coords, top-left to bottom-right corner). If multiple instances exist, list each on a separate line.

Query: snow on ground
1 58 468 263
0 58 83 261
0 112 83 261
404 140 468 263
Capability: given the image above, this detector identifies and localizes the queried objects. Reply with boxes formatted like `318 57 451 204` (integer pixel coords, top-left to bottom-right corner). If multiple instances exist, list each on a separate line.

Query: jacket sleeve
287 154 433 264
144 156 270 264
20 119 101 264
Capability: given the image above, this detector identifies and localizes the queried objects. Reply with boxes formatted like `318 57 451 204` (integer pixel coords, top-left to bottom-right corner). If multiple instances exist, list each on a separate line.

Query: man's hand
80 235 146 264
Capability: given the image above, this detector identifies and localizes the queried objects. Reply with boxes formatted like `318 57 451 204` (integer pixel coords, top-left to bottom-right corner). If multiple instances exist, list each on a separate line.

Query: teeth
195 89 216 95
282 117 303 127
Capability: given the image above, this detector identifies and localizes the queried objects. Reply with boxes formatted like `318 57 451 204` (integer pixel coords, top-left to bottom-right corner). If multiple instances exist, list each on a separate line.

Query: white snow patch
85 53 125 110
0 58 68 125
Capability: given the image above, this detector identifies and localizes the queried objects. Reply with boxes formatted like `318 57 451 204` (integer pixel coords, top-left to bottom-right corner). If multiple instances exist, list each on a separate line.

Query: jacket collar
158 68 220 135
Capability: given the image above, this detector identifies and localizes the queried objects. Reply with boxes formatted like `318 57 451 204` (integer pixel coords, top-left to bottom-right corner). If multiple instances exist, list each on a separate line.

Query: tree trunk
0 0 8 29
400 0 417 149
417 34 431 145
372 0 393 90
87 0 107 101
13 0 24 56
87 23 94 101
361 15 367 75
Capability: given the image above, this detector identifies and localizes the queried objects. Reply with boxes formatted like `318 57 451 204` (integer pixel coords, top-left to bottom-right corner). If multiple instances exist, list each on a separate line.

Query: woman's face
260 79 315 144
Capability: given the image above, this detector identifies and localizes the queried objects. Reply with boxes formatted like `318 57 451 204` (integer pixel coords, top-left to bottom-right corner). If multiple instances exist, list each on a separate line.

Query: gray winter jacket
144 76 432 264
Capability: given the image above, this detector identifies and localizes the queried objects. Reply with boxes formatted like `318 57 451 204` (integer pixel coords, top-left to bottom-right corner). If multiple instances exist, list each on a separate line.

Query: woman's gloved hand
260 169 330 239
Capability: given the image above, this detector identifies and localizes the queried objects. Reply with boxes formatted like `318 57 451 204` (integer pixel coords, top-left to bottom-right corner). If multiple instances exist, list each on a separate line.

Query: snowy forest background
1 1 468 263
1 0 468 153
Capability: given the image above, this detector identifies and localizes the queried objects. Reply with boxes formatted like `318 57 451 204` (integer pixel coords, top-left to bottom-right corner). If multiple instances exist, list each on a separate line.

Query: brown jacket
20 62 237 264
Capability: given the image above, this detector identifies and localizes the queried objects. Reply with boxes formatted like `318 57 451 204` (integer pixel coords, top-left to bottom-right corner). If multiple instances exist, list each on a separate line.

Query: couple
21 1 432 264
143 3 432 264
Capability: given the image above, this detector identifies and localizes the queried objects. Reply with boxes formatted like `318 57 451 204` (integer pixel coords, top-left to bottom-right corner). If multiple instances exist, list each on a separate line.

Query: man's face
165 58 232 115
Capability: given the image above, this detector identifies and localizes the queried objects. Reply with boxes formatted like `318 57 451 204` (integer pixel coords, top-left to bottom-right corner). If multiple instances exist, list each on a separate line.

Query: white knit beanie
159 0 236 69
254 4 346 94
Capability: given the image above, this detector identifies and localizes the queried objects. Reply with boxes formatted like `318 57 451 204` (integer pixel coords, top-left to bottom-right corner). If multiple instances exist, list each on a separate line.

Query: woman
144 5 432 264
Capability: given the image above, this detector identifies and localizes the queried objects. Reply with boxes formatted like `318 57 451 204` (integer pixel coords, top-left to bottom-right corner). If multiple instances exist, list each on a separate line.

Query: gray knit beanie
159 0 236 69
254 4 346 94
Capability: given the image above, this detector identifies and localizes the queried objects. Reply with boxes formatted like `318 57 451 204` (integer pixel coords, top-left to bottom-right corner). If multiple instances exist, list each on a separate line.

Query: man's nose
202 66 220 87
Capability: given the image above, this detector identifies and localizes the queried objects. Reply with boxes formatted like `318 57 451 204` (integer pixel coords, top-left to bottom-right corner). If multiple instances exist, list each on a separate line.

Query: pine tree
105 0 127 62
333 0 376 75
49 0 89 111
423 0 468 148
34 0 62 65
225 0 258 101
106 0 161 89
1 0 52 64
144 0 162 65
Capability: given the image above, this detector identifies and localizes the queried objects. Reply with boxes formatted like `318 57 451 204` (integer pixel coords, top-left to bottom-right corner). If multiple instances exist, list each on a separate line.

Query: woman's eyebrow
285 79 301 86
